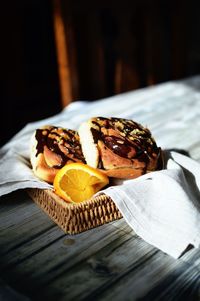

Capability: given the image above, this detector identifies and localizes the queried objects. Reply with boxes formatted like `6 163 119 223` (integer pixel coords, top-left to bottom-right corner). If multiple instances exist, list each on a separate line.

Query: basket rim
28 188 111 209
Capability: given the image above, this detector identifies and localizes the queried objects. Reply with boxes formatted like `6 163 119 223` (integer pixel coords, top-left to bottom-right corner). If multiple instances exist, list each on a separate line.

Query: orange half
53 163 109 203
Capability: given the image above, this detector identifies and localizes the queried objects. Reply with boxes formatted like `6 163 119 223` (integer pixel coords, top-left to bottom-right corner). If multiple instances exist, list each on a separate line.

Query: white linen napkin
97 151 200 258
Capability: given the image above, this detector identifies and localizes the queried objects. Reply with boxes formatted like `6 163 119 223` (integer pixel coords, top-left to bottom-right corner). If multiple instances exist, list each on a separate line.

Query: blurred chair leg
52 0 73 107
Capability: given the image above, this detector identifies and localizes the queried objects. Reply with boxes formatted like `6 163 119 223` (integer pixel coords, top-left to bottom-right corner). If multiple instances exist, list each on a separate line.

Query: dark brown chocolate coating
35 126 85 168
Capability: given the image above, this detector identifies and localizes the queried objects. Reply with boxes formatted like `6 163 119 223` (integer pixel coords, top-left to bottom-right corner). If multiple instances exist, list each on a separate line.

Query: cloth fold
97 151 200 258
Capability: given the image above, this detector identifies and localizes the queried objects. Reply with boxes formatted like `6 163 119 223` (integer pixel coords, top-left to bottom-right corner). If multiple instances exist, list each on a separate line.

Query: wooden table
1 77 200 300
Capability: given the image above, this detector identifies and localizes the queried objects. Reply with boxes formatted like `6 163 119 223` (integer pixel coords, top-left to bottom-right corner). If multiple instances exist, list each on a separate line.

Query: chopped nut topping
116 140 124 144
42 130 48 135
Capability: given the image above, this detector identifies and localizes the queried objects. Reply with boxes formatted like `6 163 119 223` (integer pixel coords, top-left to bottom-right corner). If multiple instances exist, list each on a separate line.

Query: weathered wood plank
0 190 33 215
0 217 131 270
37 238 160 301
91 259 200 301
181 247 200 268
0 199 57 256
39 243 199 301
0 216 133 295
32 237 194 301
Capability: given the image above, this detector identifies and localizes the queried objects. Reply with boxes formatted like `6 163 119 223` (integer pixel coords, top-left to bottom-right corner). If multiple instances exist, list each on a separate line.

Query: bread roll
78 117 163 179
30 125 85 183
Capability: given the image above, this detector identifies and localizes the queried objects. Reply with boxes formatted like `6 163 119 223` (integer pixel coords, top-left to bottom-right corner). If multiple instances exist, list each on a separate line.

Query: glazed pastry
30 125 85 183
78 117 163 179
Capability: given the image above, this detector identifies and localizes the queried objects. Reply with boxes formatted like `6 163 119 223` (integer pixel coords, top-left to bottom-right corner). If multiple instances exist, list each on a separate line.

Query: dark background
1 0 200 146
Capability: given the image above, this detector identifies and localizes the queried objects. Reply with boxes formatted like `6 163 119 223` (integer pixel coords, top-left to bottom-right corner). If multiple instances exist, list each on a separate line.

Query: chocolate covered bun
30 125 85 183
78 117 163 179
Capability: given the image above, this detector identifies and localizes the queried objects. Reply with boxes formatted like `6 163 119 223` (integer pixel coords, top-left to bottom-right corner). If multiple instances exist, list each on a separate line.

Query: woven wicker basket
28 189 122 234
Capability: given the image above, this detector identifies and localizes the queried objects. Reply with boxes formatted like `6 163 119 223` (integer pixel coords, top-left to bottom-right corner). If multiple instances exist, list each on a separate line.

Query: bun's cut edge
78 121 99 168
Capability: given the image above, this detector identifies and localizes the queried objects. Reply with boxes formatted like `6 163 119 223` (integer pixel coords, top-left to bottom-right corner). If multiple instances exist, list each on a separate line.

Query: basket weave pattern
28 189 122 234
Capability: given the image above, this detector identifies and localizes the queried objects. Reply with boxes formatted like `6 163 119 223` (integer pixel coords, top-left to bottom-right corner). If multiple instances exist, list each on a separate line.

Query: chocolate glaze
91 127 102 144
104 136 132 158
35 127 85 168
91 117 162 171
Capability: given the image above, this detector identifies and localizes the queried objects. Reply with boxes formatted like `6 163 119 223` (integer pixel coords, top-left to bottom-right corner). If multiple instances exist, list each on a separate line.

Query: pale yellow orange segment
53 163 109 203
